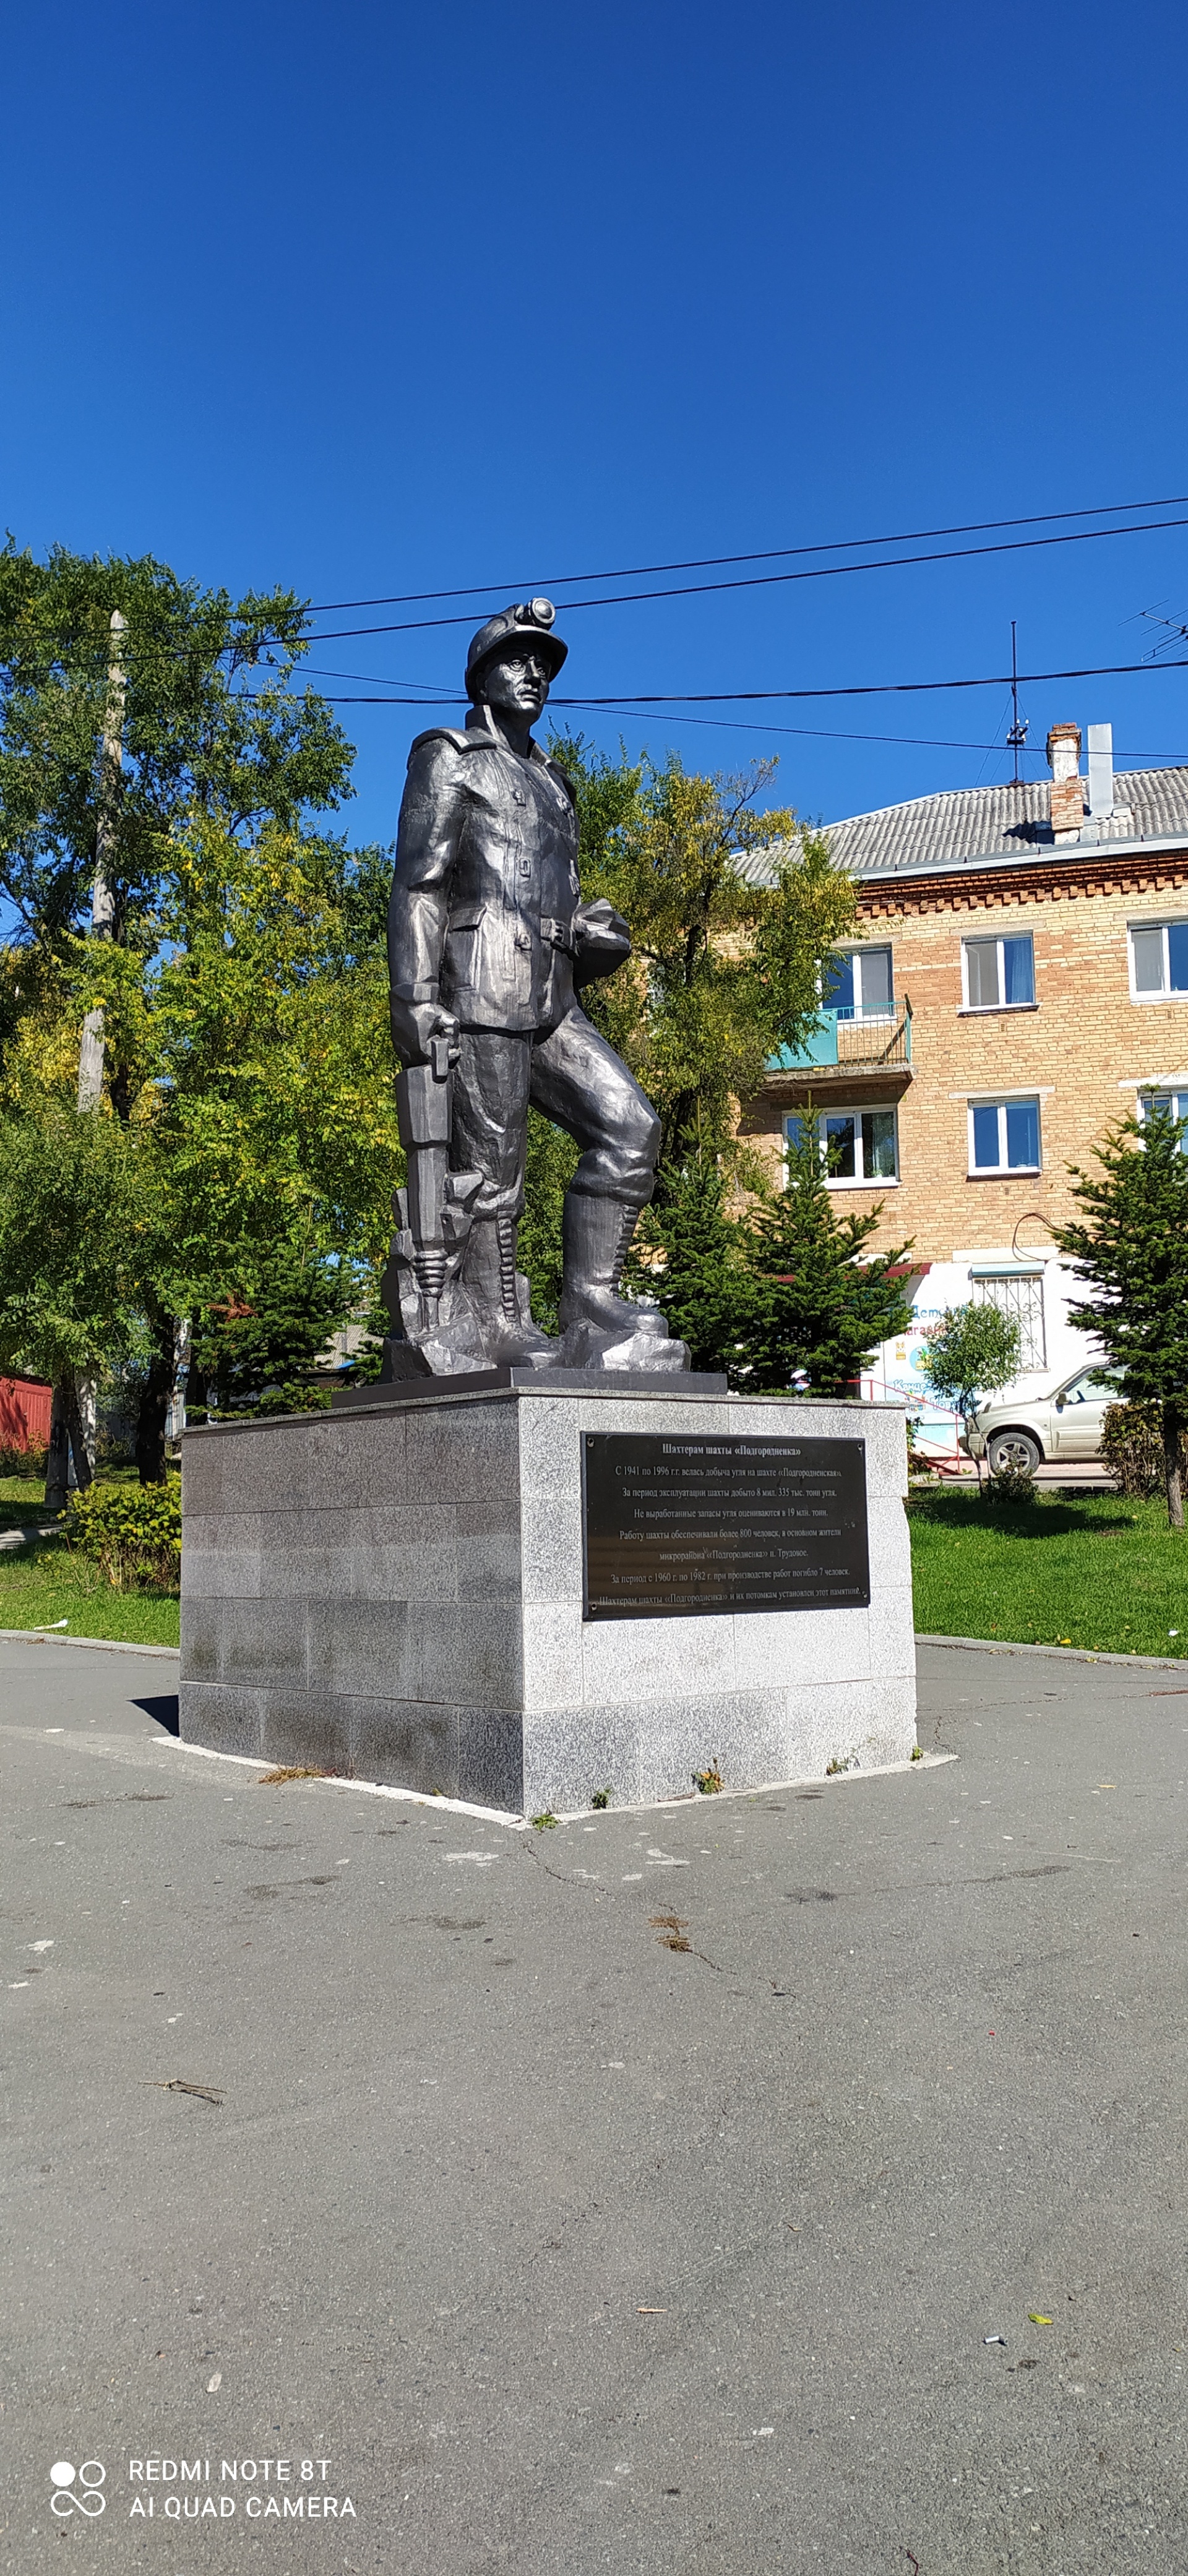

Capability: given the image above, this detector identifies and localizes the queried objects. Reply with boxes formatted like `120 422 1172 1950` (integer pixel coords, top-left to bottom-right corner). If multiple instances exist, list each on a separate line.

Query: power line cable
17 494 1188 671
301 513 1188 640
302 489 1188 612
235 679 1188 758
285 650 1188 707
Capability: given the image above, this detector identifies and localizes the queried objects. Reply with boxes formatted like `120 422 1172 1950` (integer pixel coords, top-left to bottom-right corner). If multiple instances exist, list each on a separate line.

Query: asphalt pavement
4 1630 1188 2574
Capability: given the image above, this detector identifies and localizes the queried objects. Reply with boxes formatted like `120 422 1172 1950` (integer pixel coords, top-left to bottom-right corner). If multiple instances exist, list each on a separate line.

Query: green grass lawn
908 1484 1188 1658
0 1467 1184 1664
0 1469 180 1647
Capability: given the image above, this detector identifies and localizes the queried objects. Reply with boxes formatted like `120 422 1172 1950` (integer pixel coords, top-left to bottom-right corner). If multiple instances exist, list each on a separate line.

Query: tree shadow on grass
906 1489 1137 1540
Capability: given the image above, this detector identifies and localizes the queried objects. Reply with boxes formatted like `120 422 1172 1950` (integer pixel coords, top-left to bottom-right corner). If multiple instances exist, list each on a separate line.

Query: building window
1129 920 1188 998
968 1096 1041 1174
822 944 893 1021
972 1270 1047 1369
785 1105 899 1185
962 932 1035 1010
1139 1089 1188 1145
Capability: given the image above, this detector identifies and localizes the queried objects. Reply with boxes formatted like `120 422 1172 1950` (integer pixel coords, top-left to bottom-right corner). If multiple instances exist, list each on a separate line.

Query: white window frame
960 931 1036 1013
966 1094 1042 1177
1138 1088 1188 1144
1127 917 1188 1002
784 1102 900 1188
825 943 895 1023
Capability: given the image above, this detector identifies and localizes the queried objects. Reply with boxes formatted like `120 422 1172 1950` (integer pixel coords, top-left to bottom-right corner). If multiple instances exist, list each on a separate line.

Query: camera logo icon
50 2461 106 2518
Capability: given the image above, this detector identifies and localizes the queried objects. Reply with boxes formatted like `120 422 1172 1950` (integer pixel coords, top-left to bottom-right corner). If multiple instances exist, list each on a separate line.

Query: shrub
0 1435 48 1479
66 1480 182 1592
984 1464 1037 1509
1101 1401 1188 1500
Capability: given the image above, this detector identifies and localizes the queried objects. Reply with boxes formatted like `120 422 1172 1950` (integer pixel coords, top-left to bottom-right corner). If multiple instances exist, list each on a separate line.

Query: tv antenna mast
1006 620 1029 783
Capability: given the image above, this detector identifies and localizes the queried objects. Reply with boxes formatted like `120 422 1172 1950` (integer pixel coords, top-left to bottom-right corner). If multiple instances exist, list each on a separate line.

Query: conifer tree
1054 1106 1188 1527
744 1115 915 1396
632 1153 760 1385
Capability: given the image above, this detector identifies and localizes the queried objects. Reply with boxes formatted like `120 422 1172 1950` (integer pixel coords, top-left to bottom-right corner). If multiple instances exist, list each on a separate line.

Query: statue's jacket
389 705 586 1035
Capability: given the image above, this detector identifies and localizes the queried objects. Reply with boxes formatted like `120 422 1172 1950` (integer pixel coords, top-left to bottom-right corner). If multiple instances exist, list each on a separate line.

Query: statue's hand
390 998 461 1067
573 897 632 987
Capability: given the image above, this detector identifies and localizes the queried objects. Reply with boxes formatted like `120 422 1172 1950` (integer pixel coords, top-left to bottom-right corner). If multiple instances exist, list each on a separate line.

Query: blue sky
5 0 1188 849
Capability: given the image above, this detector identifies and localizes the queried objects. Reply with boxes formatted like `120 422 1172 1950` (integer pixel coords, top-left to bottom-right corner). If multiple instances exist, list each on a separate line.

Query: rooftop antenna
1129 602 1188 661
1006 619 1029 783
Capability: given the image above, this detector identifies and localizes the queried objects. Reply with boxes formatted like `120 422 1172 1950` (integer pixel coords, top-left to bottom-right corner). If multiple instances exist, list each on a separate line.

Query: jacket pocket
443 906 484 993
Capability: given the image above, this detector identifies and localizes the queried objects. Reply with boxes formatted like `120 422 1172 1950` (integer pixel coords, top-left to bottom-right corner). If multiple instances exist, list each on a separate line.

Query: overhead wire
22 492 1188 669
281 650 1188 706
300 513 1188 640
302 489 1188 612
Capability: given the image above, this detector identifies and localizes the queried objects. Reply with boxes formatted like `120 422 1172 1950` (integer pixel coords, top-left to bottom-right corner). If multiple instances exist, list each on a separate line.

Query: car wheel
987 1429 1042 1475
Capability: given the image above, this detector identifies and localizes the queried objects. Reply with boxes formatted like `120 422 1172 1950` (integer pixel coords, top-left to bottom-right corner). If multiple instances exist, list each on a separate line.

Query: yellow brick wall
746 848 1188 1263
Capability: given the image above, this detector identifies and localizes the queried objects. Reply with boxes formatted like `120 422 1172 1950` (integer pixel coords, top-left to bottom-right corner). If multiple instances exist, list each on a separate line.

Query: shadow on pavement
131 1691 179 1736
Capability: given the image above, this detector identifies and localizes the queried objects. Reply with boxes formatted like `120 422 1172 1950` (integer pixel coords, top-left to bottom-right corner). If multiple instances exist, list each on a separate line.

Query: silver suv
966 1367 1122 1475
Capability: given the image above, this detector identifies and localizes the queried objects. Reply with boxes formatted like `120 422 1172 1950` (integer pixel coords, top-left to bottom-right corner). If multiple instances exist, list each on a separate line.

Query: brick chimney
1047 721 1084 842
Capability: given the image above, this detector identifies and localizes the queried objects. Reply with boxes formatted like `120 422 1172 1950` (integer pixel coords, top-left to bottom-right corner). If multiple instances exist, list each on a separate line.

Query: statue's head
465 598 568 723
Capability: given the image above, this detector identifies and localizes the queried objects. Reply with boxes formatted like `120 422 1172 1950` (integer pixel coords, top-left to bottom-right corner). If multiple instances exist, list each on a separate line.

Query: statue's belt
540 914 576 951
449 908 576 953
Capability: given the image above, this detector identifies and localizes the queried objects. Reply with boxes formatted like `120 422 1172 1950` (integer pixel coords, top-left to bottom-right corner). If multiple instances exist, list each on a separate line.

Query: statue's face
477 645 551 723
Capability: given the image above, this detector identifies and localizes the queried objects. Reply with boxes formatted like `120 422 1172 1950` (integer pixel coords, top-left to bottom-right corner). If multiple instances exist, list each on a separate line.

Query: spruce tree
744 1115 915 1396
1054 1106 1188 1528
632 1153 761 1385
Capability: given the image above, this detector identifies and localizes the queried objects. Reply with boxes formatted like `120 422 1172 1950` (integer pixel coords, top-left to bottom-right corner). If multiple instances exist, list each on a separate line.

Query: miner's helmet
465 597 568 700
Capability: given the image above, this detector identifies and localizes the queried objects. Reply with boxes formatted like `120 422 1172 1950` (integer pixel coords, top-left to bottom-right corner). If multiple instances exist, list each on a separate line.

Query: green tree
97 818 399 1467
0 543 352 959
744 1117 915 1395
0 1107 145 1506
632 1153 762 1384
548 736 857 1166
190 1243 353 1415
0 546 401 1482
919 1300 1023 1480
1054 1106 1188 1527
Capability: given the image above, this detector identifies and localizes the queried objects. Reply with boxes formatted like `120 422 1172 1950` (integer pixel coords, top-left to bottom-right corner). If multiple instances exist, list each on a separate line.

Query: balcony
767 998 913 1079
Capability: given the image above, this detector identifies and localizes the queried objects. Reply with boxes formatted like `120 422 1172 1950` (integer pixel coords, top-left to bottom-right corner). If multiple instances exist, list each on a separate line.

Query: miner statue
384 598 687 1376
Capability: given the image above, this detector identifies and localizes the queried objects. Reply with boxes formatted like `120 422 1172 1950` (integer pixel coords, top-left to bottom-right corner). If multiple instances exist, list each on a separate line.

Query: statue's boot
462 1217 554 1362
557 1194 665 1341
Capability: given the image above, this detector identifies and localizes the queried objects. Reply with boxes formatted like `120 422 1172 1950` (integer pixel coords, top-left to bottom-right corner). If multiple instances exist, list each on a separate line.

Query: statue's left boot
557 1194 665 1342
462 1216 554 1363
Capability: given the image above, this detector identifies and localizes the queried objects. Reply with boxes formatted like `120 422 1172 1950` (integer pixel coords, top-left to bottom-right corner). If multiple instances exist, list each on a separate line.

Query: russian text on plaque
582 1432 871 1621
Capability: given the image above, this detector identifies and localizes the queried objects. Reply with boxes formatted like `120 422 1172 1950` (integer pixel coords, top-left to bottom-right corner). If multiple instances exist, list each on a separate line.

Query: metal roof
737 765 1188 886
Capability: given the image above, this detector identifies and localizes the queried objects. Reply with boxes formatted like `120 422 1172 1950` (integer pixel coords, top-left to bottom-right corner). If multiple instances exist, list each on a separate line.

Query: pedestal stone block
179 1386 916 1814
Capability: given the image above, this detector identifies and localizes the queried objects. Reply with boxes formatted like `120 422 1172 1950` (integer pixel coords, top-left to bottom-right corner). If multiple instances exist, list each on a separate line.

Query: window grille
973 1271 1046 1370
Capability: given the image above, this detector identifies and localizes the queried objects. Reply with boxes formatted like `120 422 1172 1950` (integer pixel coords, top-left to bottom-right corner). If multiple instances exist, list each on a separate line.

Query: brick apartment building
741 722 1188 1441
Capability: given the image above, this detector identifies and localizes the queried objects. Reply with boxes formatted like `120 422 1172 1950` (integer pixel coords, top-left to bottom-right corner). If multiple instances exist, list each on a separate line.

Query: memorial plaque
582 1432 870 1620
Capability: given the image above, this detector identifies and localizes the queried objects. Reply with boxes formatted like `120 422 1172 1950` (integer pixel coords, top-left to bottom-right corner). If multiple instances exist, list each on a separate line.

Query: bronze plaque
582 1432 870 1621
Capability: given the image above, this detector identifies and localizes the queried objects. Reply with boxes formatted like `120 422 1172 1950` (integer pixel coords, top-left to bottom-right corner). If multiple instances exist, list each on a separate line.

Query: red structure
0 1376 53 1450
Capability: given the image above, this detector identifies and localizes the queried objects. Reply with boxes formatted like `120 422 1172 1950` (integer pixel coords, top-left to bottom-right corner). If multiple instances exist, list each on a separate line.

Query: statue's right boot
461 1216 554 1362
557 1193 665 1340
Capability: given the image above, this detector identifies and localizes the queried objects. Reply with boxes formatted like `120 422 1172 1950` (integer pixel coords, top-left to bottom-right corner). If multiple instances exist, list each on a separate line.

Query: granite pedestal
179 1386 916 1815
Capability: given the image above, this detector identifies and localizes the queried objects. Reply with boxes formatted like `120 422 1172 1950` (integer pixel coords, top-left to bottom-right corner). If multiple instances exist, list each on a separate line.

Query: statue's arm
572 895 632 985
388 738 465 1063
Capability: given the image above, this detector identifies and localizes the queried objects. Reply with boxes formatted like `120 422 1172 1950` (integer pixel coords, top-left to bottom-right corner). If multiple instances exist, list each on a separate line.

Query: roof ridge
742 764 1188 886
820 765 1188 838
